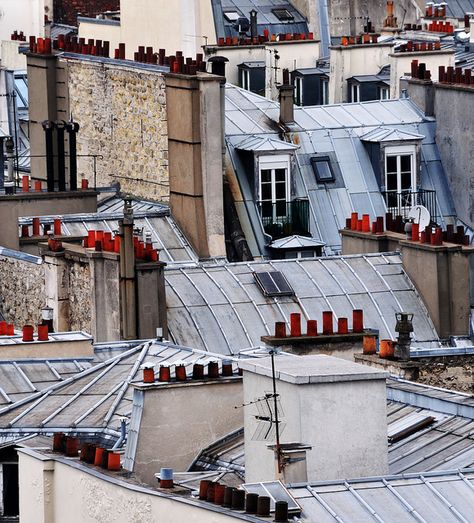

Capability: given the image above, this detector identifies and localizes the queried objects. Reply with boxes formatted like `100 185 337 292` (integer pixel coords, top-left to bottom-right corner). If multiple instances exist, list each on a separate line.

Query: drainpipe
119 199 137 339
42 120 55 192
55 121 66 192
4 136 15 194
66 120 80 191
112 417 127 450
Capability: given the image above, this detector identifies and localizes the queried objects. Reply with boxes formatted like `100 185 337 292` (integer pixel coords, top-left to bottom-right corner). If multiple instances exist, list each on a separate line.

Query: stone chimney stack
165 72 226 259
278 69 295 126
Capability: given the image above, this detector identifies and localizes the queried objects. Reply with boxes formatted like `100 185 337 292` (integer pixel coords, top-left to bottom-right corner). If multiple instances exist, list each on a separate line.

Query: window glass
275 168 286 182
386 156 397 173
400 155 411 172
261 169 271 183
275 183 286 199
311 157 335 182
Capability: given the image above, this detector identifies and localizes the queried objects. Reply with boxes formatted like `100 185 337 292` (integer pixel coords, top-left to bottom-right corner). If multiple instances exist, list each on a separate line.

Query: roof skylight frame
310 156 336 183
223 11 240 22
253 271 295 297
272 8 295 21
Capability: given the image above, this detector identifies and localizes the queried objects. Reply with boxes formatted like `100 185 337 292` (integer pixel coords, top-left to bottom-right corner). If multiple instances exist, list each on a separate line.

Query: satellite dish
408 205 431 230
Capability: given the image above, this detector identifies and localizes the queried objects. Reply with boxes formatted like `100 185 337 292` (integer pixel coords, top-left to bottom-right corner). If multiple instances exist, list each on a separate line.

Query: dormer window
259 155 290 222
384 146 416 208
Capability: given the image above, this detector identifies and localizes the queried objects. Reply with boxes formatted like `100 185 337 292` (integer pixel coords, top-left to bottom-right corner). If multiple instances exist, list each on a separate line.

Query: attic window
272 8 294 21
224 11 240 22
254 271 294 297
311 156 335 183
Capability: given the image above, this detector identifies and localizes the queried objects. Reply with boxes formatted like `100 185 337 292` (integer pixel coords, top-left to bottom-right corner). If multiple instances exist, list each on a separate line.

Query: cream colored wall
390 50 455 98
81 0 218 60
329 44 394 103
0 40 27 70
78 21 121 56
0 0 46 41
19 449 241 523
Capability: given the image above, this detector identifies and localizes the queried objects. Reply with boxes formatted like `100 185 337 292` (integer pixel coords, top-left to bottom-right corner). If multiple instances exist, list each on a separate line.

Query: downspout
112 417 127 450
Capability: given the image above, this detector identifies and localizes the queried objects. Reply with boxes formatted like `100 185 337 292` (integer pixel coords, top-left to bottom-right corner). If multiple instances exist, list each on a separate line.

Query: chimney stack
278 69 295 125
250 9 258 40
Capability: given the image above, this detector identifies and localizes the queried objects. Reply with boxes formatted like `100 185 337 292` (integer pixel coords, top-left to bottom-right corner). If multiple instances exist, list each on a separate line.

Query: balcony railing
381 189 438 224
258 198 310 240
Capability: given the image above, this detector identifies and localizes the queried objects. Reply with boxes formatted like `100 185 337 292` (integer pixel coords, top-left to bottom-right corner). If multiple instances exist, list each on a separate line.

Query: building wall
329 44 393 103
0 253 45 327
53 0 120 26
433 84 474 229
0 40 27 70
67 259 92 332
389 50 455 98
132 380 243 485
243 370 389 483
63 57 169 201
0 0 47 42
18 450 239 523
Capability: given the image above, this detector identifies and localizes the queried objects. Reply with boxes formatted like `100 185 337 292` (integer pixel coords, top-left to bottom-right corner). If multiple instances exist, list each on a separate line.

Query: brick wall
53 0 120 26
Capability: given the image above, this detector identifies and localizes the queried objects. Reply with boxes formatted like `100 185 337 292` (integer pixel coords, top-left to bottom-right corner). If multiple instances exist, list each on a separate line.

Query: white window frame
295 76 303 106
380 86 389 100
321 79 329 105
352 83 360 102
384 145 417 206
241 69 250 91
258 155 291 219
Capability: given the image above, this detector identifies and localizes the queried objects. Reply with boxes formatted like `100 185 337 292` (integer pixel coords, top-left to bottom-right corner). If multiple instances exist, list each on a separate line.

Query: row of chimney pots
141 359 238 384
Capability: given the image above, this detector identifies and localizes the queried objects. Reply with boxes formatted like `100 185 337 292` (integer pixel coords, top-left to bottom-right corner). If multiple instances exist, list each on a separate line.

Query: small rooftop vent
254 271 294 297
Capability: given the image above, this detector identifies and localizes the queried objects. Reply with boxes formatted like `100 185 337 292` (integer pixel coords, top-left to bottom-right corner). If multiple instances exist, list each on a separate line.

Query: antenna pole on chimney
270 348 282 473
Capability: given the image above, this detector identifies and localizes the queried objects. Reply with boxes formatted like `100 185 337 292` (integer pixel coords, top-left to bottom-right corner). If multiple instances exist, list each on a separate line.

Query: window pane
386 172 397 191
301 250 315 258
261 202 272 218
275 183 286 199
261 183 272 201
401 171 412 191
275 168 286 182
275 201 287 217
261 169 271 183
386 156 397 173
400 155 411 172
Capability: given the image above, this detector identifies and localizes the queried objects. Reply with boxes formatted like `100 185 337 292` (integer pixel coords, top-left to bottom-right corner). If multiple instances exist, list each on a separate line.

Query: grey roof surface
0 341 256 445
211 0 309 39
193 379 474 477
19 194 198 265
446 0 474 18
289 469 474 522
165 253 439 354
225 85 457 255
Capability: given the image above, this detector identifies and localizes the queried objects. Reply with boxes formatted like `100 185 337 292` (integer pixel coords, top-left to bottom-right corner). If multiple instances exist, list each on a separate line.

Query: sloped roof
0 342 255 445
360 127 425 142
235 135 299 152
269 235 326 249
165 253 439 354
225 84 457 255
289 469 474 522
445 0 474 18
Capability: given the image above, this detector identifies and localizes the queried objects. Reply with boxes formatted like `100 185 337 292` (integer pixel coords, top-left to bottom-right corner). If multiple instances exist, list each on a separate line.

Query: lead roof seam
306 485 347 523
102 342 151 426
316 258 356 316
419 475 470 523
201 266 254 347
269 260 310 320
0 346 142 417
39 357 123 427
179 268 234 354
0 387 12 404
458 472 474 494
221 265 271 336
72 381 124 427
166 275 210 352
343 481 387 523
363 255 405 314
381 478 429 523
144 216 172 261
294 259 338 318
8 391 54 427
45 361 62 380
338 257 392 338
12 362 37 392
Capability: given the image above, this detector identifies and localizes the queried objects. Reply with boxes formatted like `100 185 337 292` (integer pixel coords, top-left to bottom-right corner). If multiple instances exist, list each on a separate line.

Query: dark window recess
311 157 335 182
254 271 294 297
272 8 294 21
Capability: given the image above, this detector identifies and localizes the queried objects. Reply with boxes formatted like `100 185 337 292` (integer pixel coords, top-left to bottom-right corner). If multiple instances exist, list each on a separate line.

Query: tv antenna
236 349 285 473
408 204 431 230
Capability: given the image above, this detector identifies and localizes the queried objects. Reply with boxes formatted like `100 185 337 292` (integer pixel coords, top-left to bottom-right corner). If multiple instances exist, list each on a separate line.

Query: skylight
254 271 294 297
311 156 335 183
272 8 294 21
224 11 240 22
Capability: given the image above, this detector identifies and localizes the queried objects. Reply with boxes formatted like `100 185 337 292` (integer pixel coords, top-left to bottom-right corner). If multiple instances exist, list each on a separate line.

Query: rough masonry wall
0 256 45 327
53 0 120 26
417 356 474 394
64 59 169 202
67 259 92 332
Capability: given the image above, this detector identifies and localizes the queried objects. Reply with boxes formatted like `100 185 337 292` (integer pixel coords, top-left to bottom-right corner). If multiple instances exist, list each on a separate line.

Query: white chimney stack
240 354 389 484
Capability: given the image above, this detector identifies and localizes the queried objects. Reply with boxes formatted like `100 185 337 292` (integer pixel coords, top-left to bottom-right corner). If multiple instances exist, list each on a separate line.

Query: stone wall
63 58 169 202
53 0 120 26
0 255 45 327
417 356 474 394
67 259 92 332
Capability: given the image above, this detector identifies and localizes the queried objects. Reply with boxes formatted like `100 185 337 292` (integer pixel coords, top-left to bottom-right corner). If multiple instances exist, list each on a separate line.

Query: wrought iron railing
258 198 310 240
381 189 438 223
